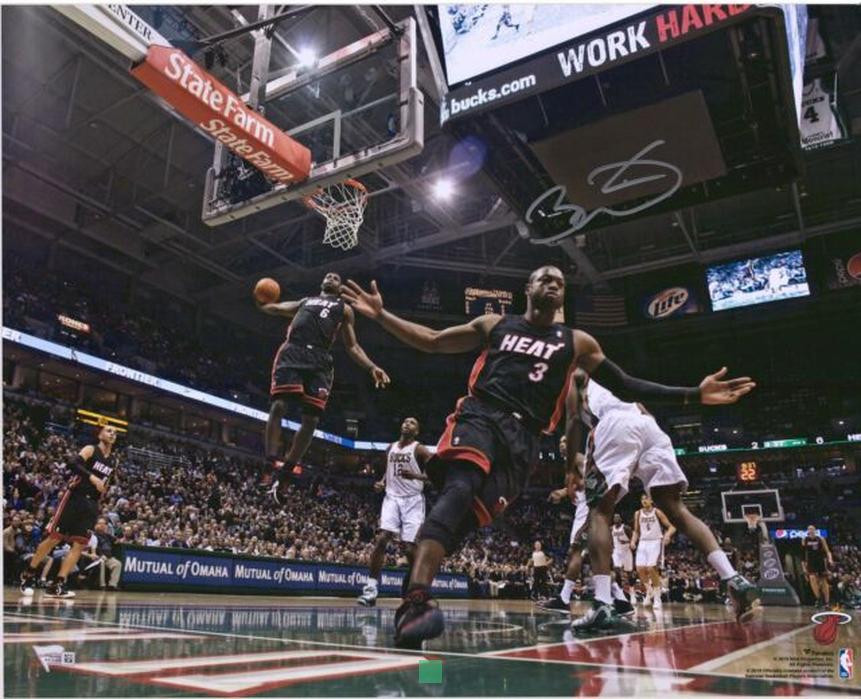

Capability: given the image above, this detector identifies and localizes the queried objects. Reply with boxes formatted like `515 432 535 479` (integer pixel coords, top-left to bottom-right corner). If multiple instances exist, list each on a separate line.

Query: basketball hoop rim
302 178 368 213
743 512 762 530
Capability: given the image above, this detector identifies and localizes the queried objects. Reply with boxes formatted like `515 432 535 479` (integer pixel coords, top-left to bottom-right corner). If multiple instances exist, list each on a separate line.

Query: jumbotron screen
706 250 810 312
438 3 654 86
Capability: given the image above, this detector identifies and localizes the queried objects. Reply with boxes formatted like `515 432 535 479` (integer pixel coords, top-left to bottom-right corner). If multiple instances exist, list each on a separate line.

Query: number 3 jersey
468 315 575 433
385 441 424 497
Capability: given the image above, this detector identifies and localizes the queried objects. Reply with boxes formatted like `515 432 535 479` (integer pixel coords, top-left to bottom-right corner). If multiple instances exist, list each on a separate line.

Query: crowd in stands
6 253 860 450
4 396 861 607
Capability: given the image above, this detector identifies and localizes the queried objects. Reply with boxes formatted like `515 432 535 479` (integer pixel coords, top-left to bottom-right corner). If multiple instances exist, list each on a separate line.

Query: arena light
432 178 454 200
296 47 317 67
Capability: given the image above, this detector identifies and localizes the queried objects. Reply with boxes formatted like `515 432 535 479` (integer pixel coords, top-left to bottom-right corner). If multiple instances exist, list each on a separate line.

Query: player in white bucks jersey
611 513 635 603
358 417 431 607
571 373 761 632
630 494 675 609
542 434 634 618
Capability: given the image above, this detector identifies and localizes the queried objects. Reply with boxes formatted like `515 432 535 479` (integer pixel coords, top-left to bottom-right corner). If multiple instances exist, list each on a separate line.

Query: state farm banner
441 4 758 124
641 286 702 320
131 46 311 184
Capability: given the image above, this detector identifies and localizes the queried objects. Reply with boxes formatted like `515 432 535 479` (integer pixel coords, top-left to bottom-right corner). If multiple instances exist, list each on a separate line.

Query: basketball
253 277 280 304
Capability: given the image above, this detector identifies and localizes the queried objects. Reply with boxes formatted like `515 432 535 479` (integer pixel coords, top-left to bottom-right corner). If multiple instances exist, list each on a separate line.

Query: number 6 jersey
468 315 575 433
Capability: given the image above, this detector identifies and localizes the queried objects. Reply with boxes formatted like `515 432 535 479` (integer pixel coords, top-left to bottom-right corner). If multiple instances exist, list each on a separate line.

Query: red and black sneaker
259 460 284 489
394 588 444 649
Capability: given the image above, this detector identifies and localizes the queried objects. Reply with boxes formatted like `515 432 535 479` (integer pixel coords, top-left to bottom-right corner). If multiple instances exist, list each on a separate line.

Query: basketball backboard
201 15 424 227
721 488 784 524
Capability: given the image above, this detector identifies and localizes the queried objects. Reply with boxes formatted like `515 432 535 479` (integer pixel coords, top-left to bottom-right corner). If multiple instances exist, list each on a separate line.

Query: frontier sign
132 46 311 184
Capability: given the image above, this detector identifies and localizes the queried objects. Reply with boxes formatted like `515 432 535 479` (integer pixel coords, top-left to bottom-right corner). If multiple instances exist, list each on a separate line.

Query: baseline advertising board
120 546 469 597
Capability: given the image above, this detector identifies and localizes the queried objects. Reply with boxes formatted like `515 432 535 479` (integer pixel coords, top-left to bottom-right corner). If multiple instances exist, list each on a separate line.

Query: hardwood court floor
4 589 858 696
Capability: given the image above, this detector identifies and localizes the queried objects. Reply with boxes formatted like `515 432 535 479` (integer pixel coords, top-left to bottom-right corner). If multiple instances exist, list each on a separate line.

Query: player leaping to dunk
341 265 754 648
259 271 390 503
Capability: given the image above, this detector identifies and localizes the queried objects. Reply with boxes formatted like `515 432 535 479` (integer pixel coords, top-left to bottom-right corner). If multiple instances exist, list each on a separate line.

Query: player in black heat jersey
258 272 390 502
19 424 119 599
343 266 755 648
802 524 834 607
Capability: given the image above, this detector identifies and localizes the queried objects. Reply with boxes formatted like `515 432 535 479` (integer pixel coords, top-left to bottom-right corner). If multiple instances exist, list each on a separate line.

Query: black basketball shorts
47 489 99 545
270 342 335 413
429 395 540 527
806 557 827 575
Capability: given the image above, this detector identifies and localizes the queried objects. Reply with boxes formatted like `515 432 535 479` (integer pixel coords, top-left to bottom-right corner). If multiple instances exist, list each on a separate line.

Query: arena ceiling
3 4 861 330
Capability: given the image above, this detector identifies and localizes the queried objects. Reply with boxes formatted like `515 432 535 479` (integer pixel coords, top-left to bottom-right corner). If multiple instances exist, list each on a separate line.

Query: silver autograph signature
524 140 683 246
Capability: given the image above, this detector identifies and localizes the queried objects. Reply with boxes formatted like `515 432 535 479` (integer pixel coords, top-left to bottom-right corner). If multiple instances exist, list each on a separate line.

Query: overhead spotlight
297 47 317 67
433 179 454 200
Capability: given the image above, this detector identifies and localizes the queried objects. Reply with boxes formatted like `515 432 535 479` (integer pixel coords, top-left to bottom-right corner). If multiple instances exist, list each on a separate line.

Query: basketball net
744 512 761 532
304 179 368 251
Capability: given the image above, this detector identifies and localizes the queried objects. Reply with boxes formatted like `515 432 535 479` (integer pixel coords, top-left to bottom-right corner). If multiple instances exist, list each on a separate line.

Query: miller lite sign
642 286 700 320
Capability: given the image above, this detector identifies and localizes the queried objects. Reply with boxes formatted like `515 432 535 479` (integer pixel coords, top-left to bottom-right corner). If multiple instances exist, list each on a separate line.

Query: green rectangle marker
419 659 443 684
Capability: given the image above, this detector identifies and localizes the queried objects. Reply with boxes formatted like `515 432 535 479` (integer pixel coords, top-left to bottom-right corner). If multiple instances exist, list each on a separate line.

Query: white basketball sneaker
357 584 378 607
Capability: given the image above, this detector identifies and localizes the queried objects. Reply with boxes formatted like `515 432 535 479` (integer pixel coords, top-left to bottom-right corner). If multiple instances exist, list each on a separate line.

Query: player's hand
699 367 756 405
90 475 106 494
548 488 567 504
662 534 672 546
373 480 385 493
342 280 384 320
630 541 637 551
370 366 391 389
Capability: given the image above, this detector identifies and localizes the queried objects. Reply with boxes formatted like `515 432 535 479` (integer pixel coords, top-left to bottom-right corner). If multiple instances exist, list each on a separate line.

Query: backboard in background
202 16 424 226
721 488 784 524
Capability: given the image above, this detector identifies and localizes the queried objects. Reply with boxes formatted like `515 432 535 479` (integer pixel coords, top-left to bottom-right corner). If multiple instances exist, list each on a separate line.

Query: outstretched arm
564 373 585 494
339 305 390 388
257 298 305 318
341 280 500 353
574 330 755 406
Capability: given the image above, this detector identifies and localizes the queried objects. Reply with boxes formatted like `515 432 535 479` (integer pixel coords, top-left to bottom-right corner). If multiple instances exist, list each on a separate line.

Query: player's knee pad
418 463 482 554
